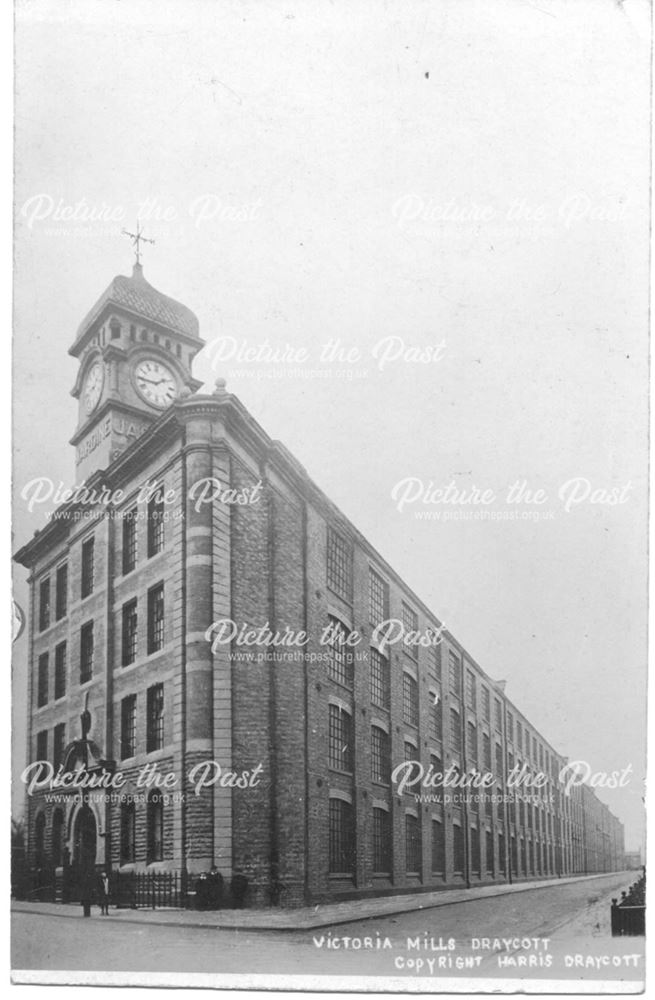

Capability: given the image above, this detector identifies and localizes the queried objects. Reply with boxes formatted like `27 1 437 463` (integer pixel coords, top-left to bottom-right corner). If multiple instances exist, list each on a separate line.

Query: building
14 261 625 907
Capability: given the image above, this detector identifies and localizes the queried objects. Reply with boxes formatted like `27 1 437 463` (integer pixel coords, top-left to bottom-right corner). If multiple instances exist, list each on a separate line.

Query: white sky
12 0 650 851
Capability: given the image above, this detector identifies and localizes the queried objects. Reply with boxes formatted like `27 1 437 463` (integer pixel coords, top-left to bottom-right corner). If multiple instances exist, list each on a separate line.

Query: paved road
12 873 644 988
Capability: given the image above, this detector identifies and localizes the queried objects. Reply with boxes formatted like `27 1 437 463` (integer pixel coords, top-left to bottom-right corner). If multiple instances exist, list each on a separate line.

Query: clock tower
70 260 205 482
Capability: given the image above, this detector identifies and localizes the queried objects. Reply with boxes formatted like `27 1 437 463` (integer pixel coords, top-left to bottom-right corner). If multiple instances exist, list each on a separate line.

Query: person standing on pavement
96 870 110 915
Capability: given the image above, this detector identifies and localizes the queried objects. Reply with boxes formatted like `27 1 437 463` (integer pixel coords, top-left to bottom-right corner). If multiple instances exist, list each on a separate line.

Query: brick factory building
14 263 625 908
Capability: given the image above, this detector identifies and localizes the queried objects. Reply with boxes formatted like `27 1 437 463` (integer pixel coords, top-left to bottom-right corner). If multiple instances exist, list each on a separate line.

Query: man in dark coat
96 870 110 915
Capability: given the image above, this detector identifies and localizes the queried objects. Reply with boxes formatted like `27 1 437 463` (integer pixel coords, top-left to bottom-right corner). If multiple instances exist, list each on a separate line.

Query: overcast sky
13 0 650 850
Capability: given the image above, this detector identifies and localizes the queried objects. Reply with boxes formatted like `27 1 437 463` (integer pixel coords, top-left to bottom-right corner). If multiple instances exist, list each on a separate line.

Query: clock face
83 362 104 414
134 358 178 408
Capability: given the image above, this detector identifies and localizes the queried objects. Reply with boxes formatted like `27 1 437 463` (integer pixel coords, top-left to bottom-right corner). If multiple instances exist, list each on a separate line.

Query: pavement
11 870 633 932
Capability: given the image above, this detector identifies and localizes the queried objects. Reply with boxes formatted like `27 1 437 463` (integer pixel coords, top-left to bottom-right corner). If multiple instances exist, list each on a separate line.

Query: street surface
12 872 645 988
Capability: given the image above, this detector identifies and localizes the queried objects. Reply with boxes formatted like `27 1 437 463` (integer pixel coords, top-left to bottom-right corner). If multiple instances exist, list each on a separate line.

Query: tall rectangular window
147 494 165 558
403 673 419 727
370 648 390 709
401 603 418 653
55 563 68 620
467 722 478 766
483 732 492 770
53 722 66 768
517 720 523 749
465 669 477 710
448 651 460 696
427 644 441 681
470 825 481 875
146 684 164 752
54 642 67 699
328 704 353 772
147 791 164 862
369 568 388 624
371 726 390 783
495 698 503 732
122 509 138 574
405 814 421 873
525 729 530 756
486 829 495 875
81 537 95 598
482 686 490 722
36 730 48 761
326 617 354 689
121 694 137 759
507 711 514 743
450 707 462 755
147 583 165 654
38 578 50 632
328 797 354 874
80 621 94 683
453 821 465 873
37 652 48 707
372 808 391 873
122 599 138 666
432 818 445 874
326 528 352 601
430 696 443 742
121 802 136 863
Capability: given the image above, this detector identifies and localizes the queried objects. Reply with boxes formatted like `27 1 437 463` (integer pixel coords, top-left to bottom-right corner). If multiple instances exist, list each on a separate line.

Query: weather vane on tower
122 220 155 266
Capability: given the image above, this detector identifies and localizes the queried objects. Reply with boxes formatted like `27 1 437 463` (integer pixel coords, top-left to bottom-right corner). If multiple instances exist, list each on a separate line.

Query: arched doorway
68 805 97 901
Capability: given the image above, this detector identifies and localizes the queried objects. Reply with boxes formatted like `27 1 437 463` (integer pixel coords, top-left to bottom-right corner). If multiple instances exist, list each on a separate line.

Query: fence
610 873 646 937
110 870 189 910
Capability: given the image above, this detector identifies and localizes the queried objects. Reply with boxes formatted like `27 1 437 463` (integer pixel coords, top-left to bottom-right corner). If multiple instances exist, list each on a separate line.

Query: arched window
51 809 65 868
147 790 164 863
34 813 46 867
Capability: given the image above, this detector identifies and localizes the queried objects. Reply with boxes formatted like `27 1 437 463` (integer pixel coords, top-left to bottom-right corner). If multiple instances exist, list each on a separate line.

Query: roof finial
122 219 155 269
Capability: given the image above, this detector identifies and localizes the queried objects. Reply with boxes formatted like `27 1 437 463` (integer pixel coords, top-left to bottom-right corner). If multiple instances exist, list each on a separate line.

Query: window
524 729 530 756
402 673 419 727
369 568 388 624
53 722 66 768
52 810 65 868
448 651 460 696
326 528 352 601
326 617 354 689
38 578 50 632
507 711 514 743
146 684 164 752
495 743 503 780
482 687 490 722
328 704 353 772
121 695 137 759
371 726 390 784
147 494 165 558
467 722 478 766
405 814 421 873
370 648 390 709
36 730 47 761
80 621 94 683
147 583 165 654
54 642 67 699
427 644 441 681
465 670 477 710
372 808 391 872
517 720 523 749
430 695 443 742
404 740 416 764
453 821 465 873
470 825 480 875
431 818 445 874
486 829 495 875
122 509 138 574
122 599 138 666
329 798 354 874
402 603 418 653
121 801 136 863
483 732 492 770
147 789 164 862
449 707 461 755
37 652 48 707
81 537 95 598
494 699 503 732
55 563 68 620
533 736 538 761
35 813 46 866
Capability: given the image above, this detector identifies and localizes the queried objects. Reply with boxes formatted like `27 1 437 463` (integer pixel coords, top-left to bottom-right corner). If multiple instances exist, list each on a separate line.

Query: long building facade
15 262 625 907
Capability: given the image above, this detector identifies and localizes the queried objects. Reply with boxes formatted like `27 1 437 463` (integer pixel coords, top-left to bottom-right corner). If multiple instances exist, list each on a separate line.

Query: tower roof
70 262 201 355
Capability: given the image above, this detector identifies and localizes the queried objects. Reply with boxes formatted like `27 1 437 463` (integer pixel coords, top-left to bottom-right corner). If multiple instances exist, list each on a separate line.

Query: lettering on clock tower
76 415 150 465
